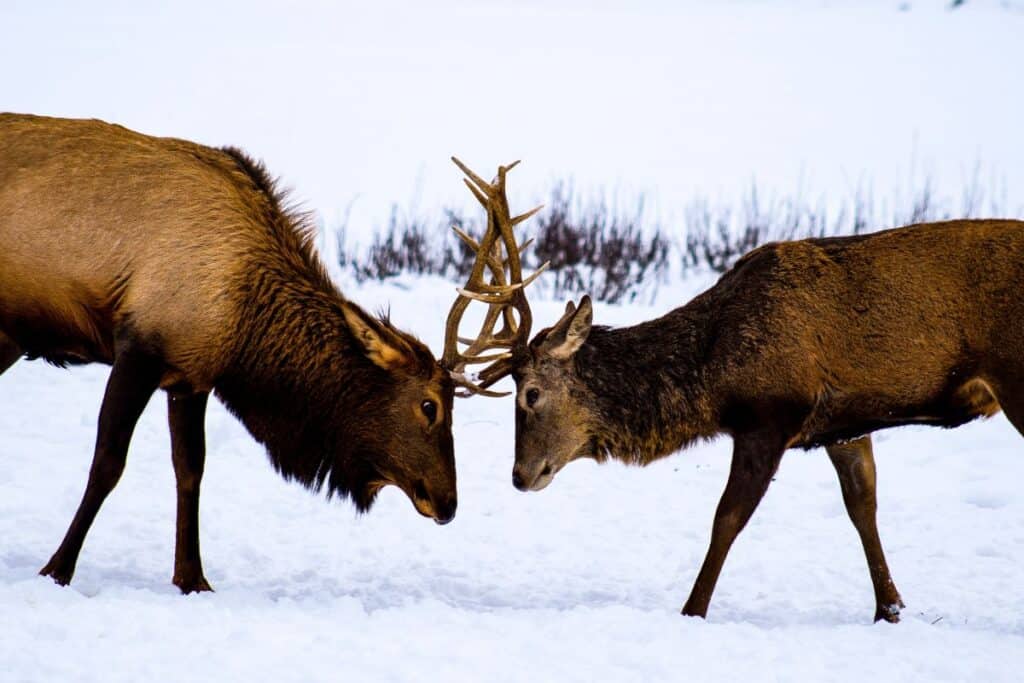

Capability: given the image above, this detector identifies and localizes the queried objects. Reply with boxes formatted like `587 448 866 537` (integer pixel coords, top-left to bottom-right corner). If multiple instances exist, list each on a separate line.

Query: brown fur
0 113 457 591
510 219 1024 621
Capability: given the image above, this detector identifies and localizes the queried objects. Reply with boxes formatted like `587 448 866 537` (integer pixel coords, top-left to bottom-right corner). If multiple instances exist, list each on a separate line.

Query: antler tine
452 226 480 251
451 372 511 398
442 157 546 396
459 335 512 346
462 178 488 208
476 355 518 389
513 205 544 226
450 156 490 185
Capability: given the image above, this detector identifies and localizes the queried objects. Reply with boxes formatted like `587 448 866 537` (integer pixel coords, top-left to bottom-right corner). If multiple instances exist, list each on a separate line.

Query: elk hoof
38 560 73 587
680 604 708 619
174 573 214 594
874 602 902 623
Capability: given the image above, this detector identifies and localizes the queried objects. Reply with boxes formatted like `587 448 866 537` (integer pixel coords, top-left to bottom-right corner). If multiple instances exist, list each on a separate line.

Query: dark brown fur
0 114 457 593
511 219 1024 622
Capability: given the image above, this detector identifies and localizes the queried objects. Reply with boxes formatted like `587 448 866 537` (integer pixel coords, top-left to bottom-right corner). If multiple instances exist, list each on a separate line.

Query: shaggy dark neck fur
211 148 432 510
216 281 389 510
576 304 719 465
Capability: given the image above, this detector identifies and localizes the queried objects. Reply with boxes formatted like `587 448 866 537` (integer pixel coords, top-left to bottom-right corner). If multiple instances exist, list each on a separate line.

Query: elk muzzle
410 478 458 524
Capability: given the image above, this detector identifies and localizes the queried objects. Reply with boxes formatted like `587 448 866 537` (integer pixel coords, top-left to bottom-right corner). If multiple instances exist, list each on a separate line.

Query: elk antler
442 157 549 397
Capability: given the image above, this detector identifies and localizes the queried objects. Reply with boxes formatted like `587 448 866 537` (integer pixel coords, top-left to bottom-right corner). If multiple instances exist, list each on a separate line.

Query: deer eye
525 388 540 408
421 400 438 425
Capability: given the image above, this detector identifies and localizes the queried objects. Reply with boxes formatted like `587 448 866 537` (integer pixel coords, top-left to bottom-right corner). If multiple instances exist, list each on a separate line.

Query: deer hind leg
682 430 785 618
826 436 903 623
168 391 213 594
0 331 22 375
39 342 163 586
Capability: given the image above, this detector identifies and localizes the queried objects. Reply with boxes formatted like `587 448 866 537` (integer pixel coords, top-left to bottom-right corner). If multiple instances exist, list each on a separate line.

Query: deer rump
707 223 1021 448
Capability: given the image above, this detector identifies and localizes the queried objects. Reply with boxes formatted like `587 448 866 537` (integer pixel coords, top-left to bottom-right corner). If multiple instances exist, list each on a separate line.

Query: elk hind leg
826 436 903 623
39 343 163 585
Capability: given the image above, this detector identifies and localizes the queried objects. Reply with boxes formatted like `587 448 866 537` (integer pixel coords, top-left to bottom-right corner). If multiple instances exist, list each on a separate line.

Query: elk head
340 303 458 523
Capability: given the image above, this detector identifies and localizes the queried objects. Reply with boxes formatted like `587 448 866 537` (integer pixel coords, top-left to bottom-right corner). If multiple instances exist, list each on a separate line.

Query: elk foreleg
168 391 213 594
682 430 785 618
826 436 903 623
39 343 163 585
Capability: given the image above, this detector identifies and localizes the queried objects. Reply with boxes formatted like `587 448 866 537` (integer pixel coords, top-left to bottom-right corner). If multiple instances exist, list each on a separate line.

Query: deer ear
342 303 413 371
541 295 593 360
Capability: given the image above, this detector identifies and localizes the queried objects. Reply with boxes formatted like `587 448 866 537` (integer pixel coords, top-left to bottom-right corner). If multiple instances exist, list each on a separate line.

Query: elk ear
541 295 593 360
342 302 413 371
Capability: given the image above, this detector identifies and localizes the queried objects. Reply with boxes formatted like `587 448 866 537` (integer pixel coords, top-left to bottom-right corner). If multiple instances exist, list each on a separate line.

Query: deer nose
512 470 527 491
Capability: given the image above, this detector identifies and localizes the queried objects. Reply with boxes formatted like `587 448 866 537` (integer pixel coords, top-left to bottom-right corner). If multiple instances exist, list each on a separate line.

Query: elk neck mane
211 147 434 510
575 304 719 466
218 146 335 294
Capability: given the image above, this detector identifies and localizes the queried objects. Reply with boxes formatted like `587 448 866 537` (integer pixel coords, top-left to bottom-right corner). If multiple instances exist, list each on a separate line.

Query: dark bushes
340 208 476 283
340 186 669 304
338 173 1018 301
527 185 668 304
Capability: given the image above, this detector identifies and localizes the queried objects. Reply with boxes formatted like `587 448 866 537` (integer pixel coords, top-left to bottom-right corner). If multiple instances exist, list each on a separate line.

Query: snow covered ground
2 277 1023 682
3 1 1024 681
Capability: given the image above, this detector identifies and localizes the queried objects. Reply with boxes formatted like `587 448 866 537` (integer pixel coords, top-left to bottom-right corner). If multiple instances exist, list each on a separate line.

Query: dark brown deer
0 113 458 593
454 165 1024 622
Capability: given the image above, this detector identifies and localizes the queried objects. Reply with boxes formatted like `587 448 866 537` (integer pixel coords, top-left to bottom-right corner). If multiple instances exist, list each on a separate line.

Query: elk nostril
512 471 526 490
540 463 552 477
434 498 457 525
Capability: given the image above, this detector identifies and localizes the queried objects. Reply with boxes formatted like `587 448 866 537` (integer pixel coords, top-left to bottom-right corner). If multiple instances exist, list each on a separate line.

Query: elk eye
525 388 540 408
421 399 438 425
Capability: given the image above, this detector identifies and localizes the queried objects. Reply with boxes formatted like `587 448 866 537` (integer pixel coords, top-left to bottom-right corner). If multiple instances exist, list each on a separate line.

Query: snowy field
2 278 1024 682
3 1 1024 682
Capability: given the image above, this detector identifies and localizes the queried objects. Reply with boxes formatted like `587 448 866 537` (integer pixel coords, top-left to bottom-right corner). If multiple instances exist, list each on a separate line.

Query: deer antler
442 157 549 397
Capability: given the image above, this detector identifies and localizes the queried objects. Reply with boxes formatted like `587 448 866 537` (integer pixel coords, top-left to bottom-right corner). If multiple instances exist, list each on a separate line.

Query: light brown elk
0 113 458 593
448 158 1024 622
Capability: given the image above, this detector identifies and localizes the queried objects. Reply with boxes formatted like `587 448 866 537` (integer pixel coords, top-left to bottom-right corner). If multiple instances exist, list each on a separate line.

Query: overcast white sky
3 0 1022 239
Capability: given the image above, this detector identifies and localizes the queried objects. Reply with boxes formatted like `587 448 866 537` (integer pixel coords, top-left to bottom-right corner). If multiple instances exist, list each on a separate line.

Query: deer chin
575 438 600 462
528 468 556 491
519 441 595 491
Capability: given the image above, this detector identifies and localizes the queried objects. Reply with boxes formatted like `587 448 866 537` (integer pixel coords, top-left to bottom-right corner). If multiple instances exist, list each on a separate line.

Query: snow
3 278 1024 682
3 1 1024 681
